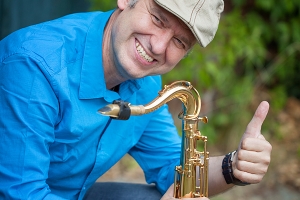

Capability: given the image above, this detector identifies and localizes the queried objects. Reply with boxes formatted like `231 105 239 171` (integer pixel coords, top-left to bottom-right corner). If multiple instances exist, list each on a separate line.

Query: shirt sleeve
0 53 65 199
128 77 182 194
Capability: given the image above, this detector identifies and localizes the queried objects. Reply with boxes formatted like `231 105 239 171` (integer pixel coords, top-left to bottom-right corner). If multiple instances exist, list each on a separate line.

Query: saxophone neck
144 81 201 118
98 81 201 120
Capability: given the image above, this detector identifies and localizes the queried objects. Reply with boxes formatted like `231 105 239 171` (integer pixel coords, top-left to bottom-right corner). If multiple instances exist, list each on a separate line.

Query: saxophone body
98 81 209 198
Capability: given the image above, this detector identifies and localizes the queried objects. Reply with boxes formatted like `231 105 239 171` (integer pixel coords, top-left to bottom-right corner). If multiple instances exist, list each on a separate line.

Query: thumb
242 101 269 140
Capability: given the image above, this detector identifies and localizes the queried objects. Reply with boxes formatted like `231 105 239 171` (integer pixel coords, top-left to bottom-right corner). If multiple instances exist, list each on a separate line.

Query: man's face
110 0 196 80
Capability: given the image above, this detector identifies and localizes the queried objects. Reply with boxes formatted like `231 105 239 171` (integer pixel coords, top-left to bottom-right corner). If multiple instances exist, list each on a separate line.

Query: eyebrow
151 7 169 25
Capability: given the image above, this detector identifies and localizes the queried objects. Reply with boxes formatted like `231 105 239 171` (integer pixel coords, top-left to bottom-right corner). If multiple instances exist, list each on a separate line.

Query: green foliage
163 0 300 148
89 0 117 11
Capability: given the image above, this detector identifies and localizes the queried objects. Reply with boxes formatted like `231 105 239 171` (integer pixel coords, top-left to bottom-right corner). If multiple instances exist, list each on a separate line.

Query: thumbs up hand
232 101 272 184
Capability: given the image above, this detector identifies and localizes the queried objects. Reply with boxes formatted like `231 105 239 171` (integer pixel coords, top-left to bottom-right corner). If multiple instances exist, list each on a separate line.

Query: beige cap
154 0 224 47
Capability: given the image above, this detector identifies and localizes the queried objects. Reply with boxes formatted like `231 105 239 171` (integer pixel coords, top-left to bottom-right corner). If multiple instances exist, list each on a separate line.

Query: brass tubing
98 81 209 198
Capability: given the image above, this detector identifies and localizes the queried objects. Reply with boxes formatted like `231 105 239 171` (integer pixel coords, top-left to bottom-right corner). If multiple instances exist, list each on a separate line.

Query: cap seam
190 0 205 26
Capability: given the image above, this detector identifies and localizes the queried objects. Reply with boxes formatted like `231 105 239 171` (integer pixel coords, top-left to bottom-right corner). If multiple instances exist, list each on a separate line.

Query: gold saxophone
98 80 209 198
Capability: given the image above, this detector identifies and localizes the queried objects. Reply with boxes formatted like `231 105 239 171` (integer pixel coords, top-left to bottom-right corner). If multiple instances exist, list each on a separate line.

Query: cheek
160 56 183 74
158 51 186 74
161 65 177 74
166 48 186 66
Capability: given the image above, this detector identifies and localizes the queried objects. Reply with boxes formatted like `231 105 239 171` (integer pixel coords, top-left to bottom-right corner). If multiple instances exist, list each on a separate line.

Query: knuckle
236 149 245 160
267 141 273 151
258 165 268 175
233 169 242 180
254 175 263 183
240 138 251 149
262 166 268 174
261 140 272 151
235 161 242 171
238 172 248 183
262 151 271 165
265 156 271 165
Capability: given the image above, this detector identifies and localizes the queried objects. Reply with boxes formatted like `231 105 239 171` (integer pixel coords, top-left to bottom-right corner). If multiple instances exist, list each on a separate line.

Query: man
0 0 272 199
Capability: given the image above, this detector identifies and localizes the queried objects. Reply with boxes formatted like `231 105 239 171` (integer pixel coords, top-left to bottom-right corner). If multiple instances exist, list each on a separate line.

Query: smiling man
0 0 272 200
103 0 198 88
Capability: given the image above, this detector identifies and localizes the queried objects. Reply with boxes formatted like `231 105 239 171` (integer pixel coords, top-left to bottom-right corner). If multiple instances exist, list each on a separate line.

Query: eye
151 14 163 27
173 37 186 49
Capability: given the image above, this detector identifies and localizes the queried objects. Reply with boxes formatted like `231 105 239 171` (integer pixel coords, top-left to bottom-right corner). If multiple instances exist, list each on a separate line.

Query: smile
135 42 154 62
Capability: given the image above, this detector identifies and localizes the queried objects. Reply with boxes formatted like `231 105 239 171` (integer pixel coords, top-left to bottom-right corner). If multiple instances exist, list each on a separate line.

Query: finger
243 101 269 139
237 142 272 169
240 137 271 152
235 160 269 175
237 147 268 162
233 168 265 184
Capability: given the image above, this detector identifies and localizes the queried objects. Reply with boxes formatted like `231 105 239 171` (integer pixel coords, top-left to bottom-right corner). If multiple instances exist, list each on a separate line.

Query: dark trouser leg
83 182 163 200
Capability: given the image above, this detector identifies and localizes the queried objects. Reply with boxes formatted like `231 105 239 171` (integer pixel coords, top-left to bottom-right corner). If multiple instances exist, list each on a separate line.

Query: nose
150 29 173 55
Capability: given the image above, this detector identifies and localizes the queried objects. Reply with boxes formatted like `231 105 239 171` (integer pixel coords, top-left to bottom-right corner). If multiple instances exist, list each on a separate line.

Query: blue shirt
0 10 181 199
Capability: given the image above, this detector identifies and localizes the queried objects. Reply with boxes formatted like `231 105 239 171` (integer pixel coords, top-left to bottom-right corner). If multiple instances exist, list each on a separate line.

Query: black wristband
222 150 250 186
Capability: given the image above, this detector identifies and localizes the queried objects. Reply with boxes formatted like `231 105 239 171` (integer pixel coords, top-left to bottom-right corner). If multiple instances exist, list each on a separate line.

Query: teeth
136 42 154 62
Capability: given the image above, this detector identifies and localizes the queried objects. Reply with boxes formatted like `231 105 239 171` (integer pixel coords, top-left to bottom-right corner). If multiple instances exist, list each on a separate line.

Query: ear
117 0 130 10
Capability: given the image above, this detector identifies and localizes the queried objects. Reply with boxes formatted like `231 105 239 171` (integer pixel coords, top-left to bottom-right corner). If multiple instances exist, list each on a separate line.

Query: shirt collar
79 10 111 99
78 10 145 100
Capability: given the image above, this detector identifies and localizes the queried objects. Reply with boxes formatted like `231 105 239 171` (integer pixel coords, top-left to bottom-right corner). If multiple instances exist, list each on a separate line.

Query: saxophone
98 81 209 198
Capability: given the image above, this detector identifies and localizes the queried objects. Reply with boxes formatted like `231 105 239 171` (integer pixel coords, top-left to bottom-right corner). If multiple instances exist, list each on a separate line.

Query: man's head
103 0 224 86
128 0 224 47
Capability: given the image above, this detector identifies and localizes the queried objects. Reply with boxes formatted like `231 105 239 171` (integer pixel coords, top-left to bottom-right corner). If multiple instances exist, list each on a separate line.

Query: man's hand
232 101 272 184
161 184 209 200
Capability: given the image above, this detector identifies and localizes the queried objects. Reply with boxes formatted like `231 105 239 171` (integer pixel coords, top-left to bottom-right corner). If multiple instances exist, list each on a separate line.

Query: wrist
222 150 250 186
